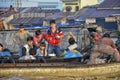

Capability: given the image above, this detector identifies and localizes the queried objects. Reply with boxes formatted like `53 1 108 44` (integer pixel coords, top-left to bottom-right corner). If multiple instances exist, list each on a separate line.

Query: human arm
13 33 20 45
55 31 64 39
26 31 32 37
68 32 76 41
33 36 40 47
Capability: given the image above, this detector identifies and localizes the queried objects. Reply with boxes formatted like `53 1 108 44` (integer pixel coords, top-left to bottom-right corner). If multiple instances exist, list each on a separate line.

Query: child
36 42 47 56
35 42 47 62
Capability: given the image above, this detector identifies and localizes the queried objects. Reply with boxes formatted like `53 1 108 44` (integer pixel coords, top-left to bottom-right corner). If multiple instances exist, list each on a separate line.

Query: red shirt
33 32 45 45
45 28 64 46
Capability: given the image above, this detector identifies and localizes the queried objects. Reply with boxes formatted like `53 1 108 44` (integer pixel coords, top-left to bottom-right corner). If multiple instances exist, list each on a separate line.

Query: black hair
49 20 56 25
0 43 3 47
68 37 75 45
103 33 110 38
35 30 41 36
40 42 46 47
19 24 24 28
29 48 36 55
27 36 33 41
19 24 24 27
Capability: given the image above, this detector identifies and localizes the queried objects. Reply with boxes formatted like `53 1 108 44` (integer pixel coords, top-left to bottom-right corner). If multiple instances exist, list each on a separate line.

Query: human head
0 43 3 52
103 33 110 38
40 42 46 50
19 24 25 31
19 24 24 28
68 37 75 45
35 30 42 37
49 20 56 28
27 36 33 46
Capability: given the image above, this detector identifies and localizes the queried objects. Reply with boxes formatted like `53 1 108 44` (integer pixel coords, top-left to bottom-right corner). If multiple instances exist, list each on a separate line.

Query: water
0 76 120 80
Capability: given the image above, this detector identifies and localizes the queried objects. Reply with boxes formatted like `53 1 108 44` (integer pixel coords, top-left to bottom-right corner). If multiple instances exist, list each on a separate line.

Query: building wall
61 0 80 12
61 0 99 12
81 0 98 8
3 15 14 29
38 2 62 10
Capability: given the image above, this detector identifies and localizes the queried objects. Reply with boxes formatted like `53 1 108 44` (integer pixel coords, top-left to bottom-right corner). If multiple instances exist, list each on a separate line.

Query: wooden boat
0 52 120 78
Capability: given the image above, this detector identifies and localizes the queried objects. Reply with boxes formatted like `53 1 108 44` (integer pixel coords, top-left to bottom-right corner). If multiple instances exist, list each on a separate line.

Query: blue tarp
63 51 82 59
0 52 11 57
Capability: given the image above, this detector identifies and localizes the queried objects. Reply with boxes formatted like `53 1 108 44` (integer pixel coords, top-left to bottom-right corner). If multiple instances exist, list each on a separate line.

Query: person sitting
87 33 120 64
63 32 82 58
67 32 78 51
36 42 47 56
19 36 37 60
0 43 15 63
35 42 47 62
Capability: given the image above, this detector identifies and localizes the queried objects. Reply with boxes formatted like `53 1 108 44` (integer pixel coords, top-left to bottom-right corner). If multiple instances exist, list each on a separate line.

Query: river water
0 76 120 80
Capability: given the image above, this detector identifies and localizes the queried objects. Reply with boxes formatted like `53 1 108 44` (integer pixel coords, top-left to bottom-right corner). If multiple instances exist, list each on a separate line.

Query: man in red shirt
45 20 64 57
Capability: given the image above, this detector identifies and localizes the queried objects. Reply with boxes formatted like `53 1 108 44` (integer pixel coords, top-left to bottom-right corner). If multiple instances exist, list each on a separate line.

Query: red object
45 31 64 46
94 32 100 41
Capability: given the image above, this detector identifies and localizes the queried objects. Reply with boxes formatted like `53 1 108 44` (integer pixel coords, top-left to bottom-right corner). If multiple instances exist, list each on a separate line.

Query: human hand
47 38 52 40
17 42 20 45
55 35 60 38
68 32 73 36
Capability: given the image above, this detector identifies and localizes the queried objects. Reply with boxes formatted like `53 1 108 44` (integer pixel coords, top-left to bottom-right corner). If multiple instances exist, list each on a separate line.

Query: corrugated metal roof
45 12 73 20
89 9 120 18
67 7 97 20
21 7 60 13
9 17 43 26
68 6 120 20
98 0 120 8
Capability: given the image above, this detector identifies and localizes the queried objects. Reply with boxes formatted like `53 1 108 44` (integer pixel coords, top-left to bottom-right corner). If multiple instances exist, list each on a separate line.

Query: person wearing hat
13 24 31 57
45 20 64 57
